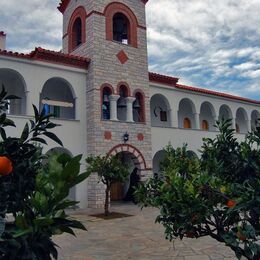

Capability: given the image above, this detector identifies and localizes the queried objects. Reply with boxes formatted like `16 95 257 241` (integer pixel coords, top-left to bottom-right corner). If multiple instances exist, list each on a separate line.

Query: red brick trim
0 47 90 69
117 82 131 97
104 131 112 140
67 6 87 53
104 2 138 48
108 144 147 170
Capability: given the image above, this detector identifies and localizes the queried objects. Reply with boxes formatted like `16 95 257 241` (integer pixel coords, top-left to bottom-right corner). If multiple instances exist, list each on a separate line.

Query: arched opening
251 110 260 131
236 108 248 134
40 78 76 119
219 105 232 122
152 150 166 179
150 94 171 127
113 13 130 44
178 98 196 129
45 147 76 202
0 68 27 115
133 91 145 123
105 2 138 47
200 102 216 131
101 86 112 120
72 18 82 49
183 117 191 129
108 144 146 202
68 6 86 53
117 85 128 121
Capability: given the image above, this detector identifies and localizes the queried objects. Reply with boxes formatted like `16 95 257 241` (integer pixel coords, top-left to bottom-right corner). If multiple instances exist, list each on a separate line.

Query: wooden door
110 182 124 201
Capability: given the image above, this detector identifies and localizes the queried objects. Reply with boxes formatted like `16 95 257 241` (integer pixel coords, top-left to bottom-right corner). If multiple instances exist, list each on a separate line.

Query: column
194 113 200 129
109 94 120 121
169 109 178 128
125 97 135 122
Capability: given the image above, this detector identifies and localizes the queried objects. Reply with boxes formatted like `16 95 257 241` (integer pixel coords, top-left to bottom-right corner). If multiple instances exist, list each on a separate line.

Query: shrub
135 120 260 259
0 87 89 259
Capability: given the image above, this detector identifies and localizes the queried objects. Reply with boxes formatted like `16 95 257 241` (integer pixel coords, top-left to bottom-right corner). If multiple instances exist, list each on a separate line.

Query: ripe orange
237 231 246 241
226 200 236 208
0 156 13 176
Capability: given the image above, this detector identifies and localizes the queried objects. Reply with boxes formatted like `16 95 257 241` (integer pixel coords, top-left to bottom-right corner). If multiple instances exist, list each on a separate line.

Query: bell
117 97 126 108
133 99 141 109
103 94 109 103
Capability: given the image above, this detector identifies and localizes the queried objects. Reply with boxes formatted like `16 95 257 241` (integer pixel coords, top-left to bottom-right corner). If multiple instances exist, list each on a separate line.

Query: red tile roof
0 47 90 69
58 0 149 13
149 72 260 105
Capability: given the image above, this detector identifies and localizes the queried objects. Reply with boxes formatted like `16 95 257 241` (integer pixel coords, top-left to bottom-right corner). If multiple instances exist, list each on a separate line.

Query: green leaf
43 132 63 146
20 122 29 142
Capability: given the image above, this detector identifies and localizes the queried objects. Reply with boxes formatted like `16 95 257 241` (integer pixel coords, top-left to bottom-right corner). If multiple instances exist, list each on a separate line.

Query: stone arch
108 144 146 170
0 68 27 115
150 93 171 127
200 101 216 131
67 6 87 53
178 98 196 128
236 107 249 133
219 104 232 121
104 2 138 47
40 77 76 119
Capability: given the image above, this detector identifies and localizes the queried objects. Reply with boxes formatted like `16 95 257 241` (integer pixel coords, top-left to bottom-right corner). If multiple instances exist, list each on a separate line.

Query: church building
0 0 259 208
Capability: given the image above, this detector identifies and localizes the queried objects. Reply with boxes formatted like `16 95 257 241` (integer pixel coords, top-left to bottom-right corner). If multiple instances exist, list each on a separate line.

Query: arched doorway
152 150 166 179
108 144 146 201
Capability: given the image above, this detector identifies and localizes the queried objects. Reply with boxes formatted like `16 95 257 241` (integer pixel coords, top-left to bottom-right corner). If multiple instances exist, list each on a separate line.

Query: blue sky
0 0 260 100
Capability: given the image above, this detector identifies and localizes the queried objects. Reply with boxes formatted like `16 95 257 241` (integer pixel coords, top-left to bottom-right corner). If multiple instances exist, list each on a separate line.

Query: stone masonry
62 0 152 208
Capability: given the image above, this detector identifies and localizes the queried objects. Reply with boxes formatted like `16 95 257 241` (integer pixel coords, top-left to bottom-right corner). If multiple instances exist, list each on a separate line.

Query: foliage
135 119 260 259
0 87 89 259
86 155 129 215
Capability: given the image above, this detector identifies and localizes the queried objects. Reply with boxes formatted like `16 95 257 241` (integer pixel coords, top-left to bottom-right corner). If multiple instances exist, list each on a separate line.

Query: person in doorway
123 167 140 203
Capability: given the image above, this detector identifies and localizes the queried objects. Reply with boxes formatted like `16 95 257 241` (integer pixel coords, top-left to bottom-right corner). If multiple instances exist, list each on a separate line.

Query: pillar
194 113 200 129
169 109 178 128
246 119 251 132
125 97 135 122
109 94 120 121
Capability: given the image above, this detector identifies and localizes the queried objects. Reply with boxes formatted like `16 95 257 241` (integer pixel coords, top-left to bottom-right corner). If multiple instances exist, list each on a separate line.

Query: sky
0 0 260 100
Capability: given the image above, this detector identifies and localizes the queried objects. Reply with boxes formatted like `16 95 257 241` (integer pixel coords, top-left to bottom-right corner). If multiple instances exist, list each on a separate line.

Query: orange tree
0 87 89 259
135 120 260 259
86 155 129 216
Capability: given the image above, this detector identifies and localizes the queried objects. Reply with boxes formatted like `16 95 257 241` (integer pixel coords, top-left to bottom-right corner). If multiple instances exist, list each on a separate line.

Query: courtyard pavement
53 203 237 260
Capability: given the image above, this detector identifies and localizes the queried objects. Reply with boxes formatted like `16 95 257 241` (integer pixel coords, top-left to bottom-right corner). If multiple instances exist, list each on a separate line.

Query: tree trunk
105 184 110 216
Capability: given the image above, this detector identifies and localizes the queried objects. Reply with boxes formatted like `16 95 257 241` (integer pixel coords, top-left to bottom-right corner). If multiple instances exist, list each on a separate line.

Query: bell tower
59 0 152 208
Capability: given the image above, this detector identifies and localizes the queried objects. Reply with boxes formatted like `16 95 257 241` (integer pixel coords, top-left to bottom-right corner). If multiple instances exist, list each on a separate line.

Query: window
72 18 82 49
105 2 138 47
201 120 209 131
184 117 191 129
133 92 145 122
68 6 86 53
102 87 112 120
113 13 129 44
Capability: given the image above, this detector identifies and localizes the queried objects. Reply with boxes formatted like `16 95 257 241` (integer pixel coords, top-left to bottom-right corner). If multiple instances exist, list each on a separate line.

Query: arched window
113 13 130 44
72 18 82 49
117 85 128 121
102 87 112 120
133 92 145 122
104 2 138 47
184 117 191 129
201 120 209 131
68 6 86 53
